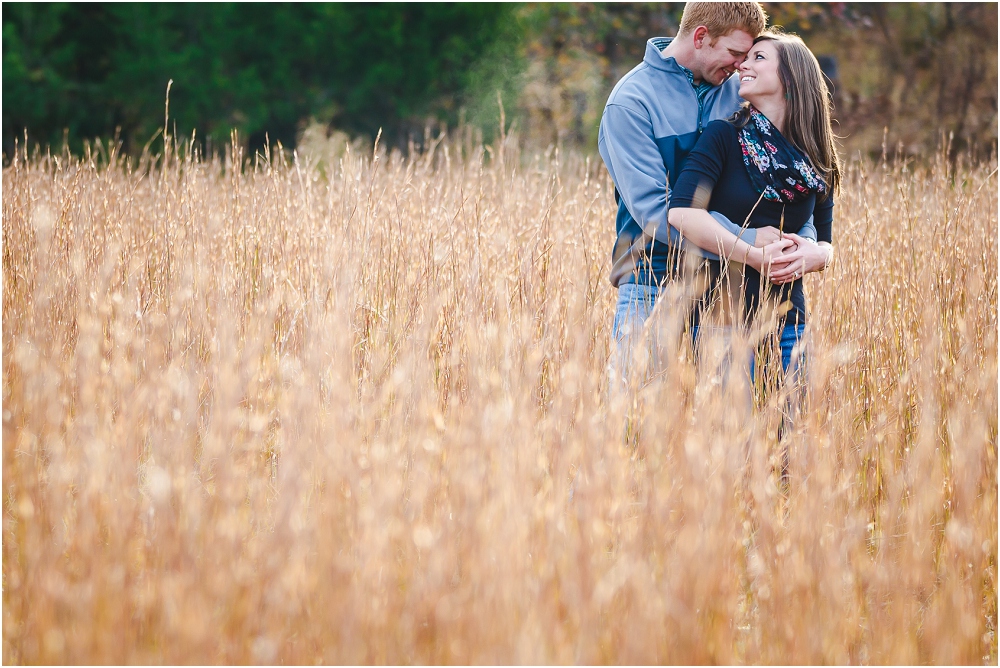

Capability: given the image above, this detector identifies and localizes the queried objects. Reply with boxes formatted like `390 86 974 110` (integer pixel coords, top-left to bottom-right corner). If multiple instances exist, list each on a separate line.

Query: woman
667 31 840 377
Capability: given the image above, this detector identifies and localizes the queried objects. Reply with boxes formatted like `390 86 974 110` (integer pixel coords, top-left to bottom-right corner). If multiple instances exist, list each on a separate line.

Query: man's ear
692 25 710 49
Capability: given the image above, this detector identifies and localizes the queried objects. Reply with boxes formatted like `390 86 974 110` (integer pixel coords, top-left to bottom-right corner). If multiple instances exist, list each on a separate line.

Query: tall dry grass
2 128 996 664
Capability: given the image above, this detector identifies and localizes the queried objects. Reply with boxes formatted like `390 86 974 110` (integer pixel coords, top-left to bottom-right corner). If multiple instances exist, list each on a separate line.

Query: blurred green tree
3 3 518 155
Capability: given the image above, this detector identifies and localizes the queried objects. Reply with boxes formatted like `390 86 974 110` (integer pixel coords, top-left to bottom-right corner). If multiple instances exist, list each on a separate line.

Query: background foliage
3 2 998 157
3 3 517 153
510 2 998 158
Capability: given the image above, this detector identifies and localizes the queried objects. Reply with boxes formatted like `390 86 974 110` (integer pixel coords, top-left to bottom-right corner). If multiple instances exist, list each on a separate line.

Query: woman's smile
738 40 782 100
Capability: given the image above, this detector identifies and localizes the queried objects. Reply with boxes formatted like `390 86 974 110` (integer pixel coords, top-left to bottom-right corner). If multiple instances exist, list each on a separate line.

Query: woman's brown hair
733 31 842 195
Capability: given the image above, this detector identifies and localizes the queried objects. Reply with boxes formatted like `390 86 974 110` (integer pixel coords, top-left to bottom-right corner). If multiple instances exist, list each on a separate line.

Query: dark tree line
3 3 517 155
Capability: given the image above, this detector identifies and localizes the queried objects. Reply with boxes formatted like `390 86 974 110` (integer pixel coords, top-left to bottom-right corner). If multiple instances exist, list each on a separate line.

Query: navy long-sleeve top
668 118 834 327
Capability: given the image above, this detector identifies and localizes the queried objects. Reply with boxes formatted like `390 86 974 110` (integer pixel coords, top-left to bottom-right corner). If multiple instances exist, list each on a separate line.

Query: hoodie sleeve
799 215 817 242
600 104 673 248
600 102 711 252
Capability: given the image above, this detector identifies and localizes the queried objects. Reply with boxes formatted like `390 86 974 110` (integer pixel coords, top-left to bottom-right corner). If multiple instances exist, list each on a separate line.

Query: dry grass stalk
2 132 996 664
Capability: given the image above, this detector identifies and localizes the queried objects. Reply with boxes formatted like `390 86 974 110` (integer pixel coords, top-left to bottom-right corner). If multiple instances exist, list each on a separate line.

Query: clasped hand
754 228 831 285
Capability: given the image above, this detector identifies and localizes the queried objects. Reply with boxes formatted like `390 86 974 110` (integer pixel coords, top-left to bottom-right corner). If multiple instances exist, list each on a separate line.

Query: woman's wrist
817 243 833 271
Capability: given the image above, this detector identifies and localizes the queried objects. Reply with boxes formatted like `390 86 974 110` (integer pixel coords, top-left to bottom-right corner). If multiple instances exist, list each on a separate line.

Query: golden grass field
2 128 997 664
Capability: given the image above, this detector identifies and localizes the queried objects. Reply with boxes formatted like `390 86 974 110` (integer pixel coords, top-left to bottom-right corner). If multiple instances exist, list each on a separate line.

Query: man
599 2 811 381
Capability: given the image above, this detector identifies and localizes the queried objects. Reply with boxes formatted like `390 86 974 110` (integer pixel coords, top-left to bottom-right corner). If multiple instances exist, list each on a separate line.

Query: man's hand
750 238 795 273
768 233 832 284
753 226 783 248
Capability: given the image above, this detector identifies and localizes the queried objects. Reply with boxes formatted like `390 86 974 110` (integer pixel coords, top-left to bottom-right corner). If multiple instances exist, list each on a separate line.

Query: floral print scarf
737 106 827 203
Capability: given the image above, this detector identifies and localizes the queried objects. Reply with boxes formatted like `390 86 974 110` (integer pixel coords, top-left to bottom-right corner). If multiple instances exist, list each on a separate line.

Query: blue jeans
611 283 661 357
611 282 806 386
750 322 806 382
610 282 709 386
610 283 671 386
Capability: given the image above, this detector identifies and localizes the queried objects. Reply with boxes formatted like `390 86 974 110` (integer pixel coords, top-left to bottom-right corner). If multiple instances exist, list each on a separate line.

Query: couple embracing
600 2 839 389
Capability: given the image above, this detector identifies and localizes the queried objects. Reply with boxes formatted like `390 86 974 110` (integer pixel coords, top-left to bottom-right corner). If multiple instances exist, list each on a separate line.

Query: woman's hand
767 233 832 284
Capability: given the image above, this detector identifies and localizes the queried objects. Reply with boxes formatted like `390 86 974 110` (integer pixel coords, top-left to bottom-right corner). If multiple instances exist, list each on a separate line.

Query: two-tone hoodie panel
599 38 743 287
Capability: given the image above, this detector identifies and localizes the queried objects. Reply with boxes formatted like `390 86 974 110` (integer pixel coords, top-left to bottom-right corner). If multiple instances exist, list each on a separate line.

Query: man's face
694 28 755 86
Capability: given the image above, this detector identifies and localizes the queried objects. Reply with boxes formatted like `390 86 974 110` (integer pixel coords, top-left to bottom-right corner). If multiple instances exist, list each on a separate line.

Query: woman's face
738 40 783 103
